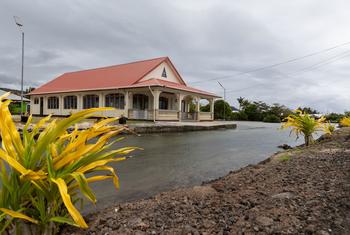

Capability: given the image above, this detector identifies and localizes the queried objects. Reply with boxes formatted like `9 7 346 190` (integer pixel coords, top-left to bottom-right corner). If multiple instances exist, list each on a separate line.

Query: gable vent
162 68 167 78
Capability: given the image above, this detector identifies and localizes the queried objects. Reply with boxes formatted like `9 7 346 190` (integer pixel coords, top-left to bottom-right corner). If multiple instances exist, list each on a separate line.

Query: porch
31 87 215 122
126 87 214 121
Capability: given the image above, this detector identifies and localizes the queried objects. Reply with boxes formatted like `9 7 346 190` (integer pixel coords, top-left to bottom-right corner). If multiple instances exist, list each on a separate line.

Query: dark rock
278 144 292 150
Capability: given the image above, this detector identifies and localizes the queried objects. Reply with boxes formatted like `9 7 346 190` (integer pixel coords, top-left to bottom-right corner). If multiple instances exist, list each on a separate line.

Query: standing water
88 121 303 212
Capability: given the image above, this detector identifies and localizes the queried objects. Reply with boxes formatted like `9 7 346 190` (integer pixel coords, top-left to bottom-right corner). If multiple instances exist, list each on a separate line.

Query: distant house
29 57 220 121
0 89 30 114
230 106 239 113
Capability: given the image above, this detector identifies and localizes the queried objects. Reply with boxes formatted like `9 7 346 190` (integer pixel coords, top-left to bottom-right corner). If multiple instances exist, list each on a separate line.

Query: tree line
201 97 349 123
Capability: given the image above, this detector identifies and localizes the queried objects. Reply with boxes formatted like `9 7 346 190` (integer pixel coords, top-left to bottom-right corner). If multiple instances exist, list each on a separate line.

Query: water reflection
87 121 304 212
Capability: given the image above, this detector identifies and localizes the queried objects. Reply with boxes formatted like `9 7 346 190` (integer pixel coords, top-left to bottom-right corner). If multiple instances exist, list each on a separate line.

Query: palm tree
282 110 326 146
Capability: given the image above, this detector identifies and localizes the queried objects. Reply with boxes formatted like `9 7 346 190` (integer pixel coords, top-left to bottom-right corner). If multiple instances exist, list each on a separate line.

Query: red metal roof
29 57 218 97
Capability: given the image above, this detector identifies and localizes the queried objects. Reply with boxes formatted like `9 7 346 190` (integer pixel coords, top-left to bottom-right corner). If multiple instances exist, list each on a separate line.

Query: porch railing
180 112 198 121
128 109 153 120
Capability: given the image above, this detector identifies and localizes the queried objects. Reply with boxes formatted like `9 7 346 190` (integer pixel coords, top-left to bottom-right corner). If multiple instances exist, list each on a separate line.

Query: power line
189 40 350 84
210 49 350 95
291 50 350 75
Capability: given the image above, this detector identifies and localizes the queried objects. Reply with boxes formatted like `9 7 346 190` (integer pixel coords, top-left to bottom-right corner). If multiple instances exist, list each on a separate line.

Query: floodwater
88 121 304 212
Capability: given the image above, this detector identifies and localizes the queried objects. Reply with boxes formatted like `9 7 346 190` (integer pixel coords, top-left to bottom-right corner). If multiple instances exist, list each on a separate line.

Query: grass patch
278 155 291 162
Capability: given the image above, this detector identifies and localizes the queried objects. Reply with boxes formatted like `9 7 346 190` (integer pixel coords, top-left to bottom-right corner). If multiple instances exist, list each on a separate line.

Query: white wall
140 62 183 84
30 89 128 117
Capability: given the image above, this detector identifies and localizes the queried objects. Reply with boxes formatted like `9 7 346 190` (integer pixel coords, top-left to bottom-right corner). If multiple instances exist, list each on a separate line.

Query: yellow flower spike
0 208 38 224
51 178 88 228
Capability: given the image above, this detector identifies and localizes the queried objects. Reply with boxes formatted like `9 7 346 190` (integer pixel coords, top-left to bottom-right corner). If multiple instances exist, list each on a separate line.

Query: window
105 93 124 109
159 97 168 110
83 95 99 109
162 68 167 78
34 98 39 104
64 96 77 109
133 94 148 110
47 96 59 109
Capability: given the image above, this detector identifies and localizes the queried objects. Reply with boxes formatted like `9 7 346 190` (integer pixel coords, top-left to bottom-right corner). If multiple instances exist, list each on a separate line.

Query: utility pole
218 81 226 121
14 16 25 116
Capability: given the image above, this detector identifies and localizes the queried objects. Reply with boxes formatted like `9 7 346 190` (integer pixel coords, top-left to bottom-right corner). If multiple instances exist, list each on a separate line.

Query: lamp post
217 81 226 121
14 16 25 116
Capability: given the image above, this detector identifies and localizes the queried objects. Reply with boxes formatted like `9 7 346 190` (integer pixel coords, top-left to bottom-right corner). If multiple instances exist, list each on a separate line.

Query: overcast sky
1 0 349 113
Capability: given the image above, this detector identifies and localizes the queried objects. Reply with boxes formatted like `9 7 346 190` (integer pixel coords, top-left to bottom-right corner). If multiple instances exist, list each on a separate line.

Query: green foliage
244 103 263 121
325 113 344 123
189 102 196 113
200 104 210 112
263 114 281 123
278 155 291 162
231 111 248 121
297 106 318 114
0 93 138 234
214 100 232 120
235 97 292 122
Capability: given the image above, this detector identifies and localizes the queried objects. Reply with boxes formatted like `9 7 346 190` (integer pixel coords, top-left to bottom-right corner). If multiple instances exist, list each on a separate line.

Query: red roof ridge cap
64 56 168 75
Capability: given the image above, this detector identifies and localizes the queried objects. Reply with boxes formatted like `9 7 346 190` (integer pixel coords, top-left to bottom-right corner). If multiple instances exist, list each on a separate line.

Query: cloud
0 0 349 112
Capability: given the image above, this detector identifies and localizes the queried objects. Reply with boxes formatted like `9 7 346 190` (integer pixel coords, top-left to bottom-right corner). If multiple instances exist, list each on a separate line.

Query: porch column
128 91 133 118
124 91 129 117
77 94 82 111
177 93 183 121
59 94 63 115
99 93 104 116
210 98 215 120
152 89 161 121
195 96 200 121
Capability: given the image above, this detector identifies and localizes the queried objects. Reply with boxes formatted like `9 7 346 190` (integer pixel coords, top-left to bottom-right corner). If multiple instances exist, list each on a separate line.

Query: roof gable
138 59 186 85
30 57 167 95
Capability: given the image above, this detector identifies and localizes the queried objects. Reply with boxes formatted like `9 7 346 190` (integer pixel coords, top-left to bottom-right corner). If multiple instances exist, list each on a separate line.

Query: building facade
29 57 219 121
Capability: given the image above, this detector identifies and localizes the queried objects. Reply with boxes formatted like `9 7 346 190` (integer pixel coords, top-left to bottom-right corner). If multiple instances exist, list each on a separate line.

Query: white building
29 57 219 121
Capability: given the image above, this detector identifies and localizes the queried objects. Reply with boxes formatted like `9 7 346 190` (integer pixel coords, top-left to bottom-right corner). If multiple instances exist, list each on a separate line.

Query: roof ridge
64 56 168 75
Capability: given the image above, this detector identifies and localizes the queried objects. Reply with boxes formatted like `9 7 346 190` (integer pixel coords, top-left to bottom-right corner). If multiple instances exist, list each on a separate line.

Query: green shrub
263 114 281 123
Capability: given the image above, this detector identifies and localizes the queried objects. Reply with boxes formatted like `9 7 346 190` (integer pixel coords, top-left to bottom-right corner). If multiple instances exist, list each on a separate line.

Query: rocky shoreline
63 128 350 235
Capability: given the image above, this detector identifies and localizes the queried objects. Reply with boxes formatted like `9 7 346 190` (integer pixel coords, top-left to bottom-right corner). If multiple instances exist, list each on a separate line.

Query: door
132 94 149 119
40 97 44 116
181 100 186 112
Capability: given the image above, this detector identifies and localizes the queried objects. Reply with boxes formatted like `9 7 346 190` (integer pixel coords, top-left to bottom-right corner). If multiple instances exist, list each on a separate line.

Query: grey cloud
0 0 349 112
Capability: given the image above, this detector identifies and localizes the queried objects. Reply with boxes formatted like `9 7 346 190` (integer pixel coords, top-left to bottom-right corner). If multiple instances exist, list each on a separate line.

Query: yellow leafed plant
0 93 139 234
340 117 350 127
281 110 329 146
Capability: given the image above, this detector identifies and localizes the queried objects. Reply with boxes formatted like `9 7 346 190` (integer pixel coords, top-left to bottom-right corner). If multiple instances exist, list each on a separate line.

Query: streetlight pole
14 16 24 116
217 81 226 121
